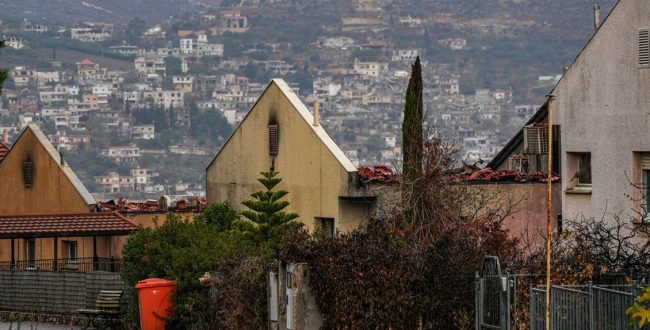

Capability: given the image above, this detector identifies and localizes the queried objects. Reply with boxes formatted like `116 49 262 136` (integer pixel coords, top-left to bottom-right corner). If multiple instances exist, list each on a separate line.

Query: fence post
587 281 594 329
475 271 480 330
529 285 535 330
633 280 639 330
501 274 510 330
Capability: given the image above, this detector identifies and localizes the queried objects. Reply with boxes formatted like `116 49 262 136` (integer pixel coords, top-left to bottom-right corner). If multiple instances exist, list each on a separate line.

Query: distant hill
0 0 210 25
0 0 618 27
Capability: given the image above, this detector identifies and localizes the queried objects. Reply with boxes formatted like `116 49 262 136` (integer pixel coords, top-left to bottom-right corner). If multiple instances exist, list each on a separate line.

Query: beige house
207 79 376 234
0 125 137 268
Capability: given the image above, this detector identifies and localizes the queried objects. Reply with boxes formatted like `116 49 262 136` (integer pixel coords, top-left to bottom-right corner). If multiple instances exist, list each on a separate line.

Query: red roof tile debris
452 166 560 184
0 142 9 162
358 165 399 184
98 196 207 213
0 212 138 238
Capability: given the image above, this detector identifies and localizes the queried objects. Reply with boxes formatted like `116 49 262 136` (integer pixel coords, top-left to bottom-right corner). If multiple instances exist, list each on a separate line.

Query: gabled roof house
207 79 377 234
0 125 137 271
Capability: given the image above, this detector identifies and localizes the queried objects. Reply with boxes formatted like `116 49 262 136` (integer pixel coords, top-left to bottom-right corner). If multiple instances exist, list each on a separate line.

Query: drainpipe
593 4 601 31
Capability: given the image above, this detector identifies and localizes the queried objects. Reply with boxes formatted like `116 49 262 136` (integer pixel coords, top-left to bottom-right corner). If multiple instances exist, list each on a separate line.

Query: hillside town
3 0 650 329
0 6 565 200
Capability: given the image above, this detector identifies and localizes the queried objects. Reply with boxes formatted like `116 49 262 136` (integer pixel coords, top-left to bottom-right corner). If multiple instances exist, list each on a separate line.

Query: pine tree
402 56 424 224
238 171 300 244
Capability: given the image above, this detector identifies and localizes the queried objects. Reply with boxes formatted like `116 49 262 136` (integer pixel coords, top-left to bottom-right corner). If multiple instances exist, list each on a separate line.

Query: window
640 153 650 221
567 152 592 193
577 153 592 185
65 241 78 262
317 217 335 238
26 239 35 269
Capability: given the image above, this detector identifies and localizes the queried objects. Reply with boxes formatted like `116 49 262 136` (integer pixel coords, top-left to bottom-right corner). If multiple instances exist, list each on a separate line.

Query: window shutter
639 29 650 68
23 160 33 187
268 124 278 155
642 153 650 170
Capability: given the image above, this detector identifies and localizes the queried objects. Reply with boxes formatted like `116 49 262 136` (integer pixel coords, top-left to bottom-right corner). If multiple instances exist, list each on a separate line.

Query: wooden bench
78 290 123 329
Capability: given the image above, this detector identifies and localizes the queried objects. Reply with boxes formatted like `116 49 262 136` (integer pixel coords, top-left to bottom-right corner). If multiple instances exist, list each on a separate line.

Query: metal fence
475 256 650 330
0 257 122 273
529 283 646 330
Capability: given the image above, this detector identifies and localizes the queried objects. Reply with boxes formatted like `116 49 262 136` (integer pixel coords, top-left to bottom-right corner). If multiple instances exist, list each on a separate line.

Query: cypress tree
0 40 8 95
402 57 424 224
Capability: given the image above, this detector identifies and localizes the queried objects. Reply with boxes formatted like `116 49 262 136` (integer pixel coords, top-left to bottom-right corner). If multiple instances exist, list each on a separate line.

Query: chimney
2 128 6 145
312 99 319 127
593 4 601 31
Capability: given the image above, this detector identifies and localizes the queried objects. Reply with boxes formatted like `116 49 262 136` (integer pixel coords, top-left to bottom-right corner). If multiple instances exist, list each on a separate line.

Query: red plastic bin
135 278 176 330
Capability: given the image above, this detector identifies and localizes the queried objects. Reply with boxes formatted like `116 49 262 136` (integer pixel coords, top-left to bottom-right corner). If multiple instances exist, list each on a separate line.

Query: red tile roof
0 212 138 238
0 142 9 162
78 58 96 65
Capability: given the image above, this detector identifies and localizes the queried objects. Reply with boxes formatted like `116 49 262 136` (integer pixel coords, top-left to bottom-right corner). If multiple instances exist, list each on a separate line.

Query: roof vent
23 159 33 187
268 124 278 155
639 29 650 68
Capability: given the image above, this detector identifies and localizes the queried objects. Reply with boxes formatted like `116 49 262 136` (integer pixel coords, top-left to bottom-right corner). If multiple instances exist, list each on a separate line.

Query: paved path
0 321 82 330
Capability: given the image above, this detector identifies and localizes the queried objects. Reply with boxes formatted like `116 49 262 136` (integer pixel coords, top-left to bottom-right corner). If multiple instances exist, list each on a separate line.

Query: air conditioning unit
523 125 548 155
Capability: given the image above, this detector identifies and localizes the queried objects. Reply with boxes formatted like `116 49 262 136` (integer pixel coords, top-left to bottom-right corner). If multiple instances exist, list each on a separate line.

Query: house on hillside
0 125 138 270
491 0 650 224
206 79 381 235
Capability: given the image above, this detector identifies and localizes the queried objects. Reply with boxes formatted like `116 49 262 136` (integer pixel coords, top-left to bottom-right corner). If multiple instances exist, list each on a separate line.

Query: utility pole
545 94 555 330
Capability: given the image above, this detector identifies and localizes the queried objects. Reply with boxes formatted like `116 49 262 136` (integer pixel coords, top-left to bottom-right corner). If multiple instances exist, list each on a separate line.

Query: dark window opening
65 241 78 262
577 153 591 185
26 239 35 269
317 217 335 238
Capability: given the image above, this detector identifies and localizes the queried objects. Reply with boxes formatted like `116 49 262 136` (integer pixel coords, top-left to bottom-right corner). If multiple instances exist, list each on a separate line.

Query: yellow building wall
0 236 115 263
0 128 92 215
207 82 366 233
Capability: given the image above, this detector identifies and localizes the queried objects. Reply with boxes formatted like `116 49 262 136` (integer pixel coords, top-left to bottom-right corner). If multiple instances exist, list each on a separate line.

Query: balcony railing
0 257 122 273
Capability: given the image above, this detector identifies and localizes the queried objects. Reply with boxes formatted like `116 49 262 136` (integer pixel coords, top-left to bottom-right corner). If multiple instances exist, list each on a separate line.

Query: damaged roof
452 166 560 184
358 165 399 184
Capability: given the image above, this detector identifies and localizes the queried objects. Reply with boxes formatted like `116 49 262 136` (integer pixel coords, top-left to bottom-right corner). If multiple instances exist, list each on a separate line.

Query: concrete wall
207 81 370 233
467 182 562 250
0 271 127 315
0 127 92 215
288 263 323 330
269 262 323 330
553 0 650 222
